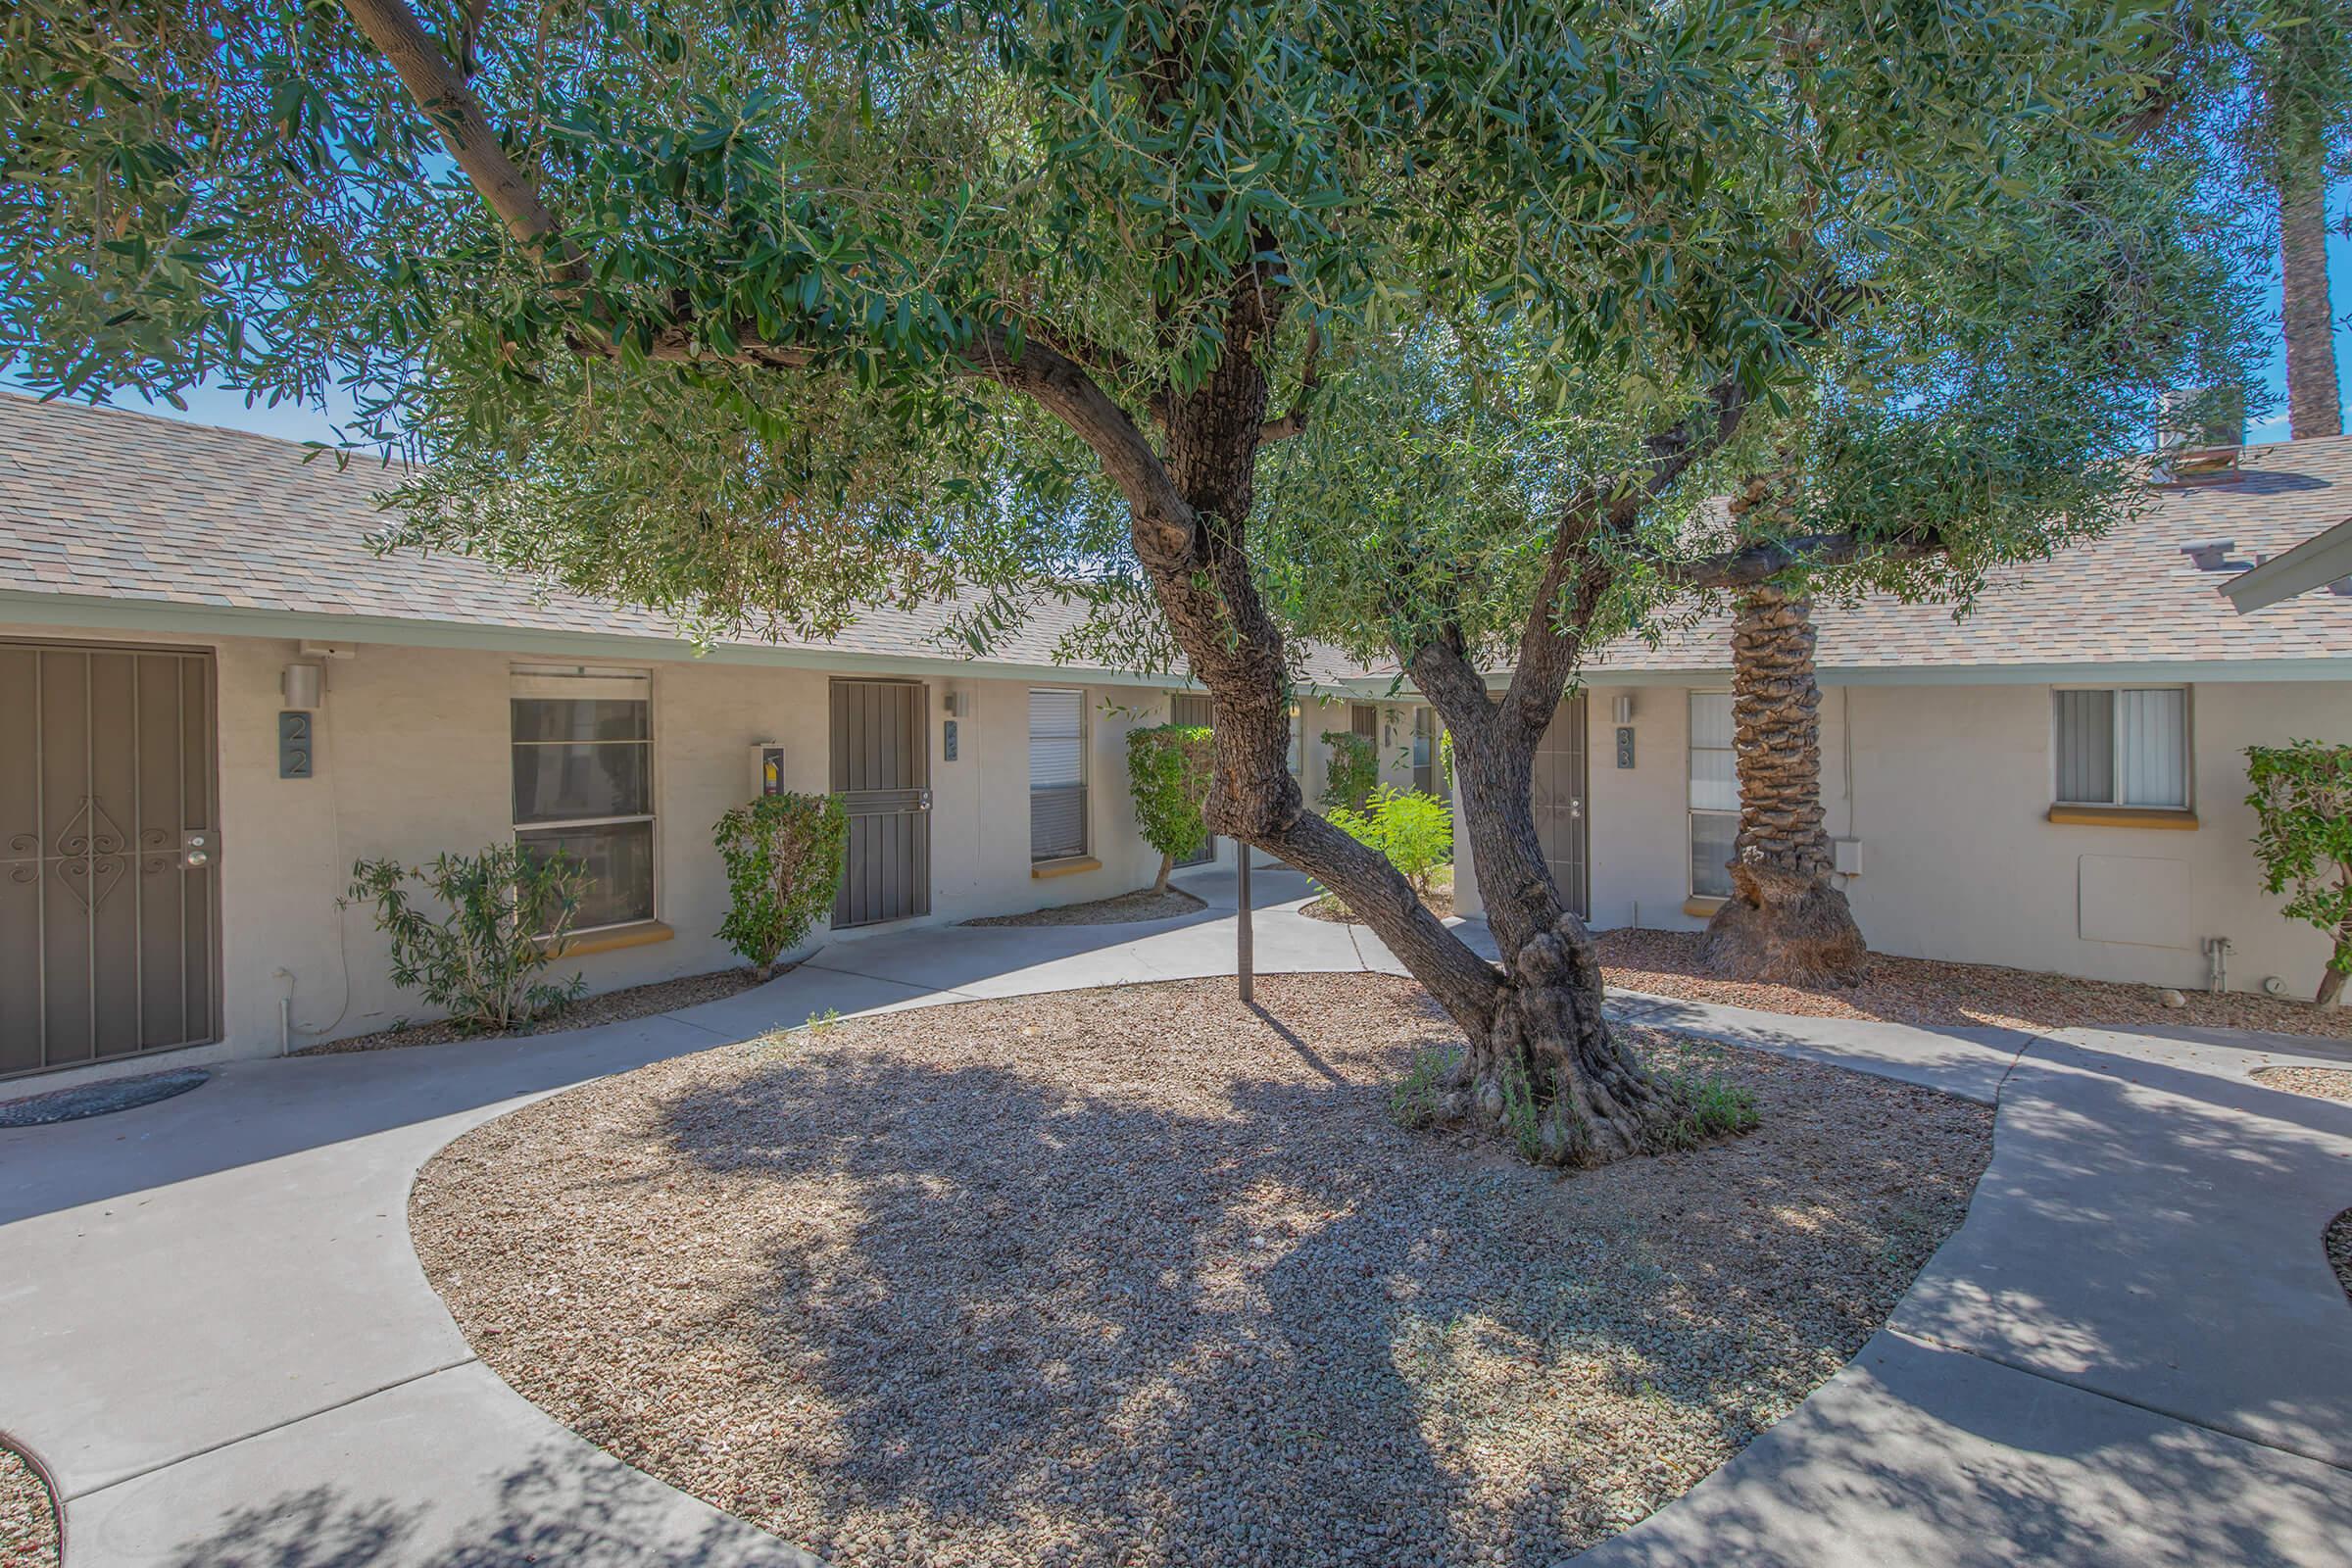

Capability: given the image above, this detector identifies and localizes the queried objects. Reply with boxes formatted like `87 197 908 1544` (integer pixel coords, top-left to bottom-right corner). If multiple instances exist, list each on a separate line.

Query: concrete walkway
2 875 2347 1566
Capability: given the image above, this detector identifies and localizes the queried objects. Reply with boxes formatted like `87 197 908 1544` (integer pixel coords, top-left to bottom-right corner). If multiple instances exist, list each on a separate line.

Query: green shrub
1319 729 1379 809
2245 741 2352 1005
714 792 850 978
1127 722 1217 891
1389 1044 1461 1129
345 844 588 1035
1327 786 1455 897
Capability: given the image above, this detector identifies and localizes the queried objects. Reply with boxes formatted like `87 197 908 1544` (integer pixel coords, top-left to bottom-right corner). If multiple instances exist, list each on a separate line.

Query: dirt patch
298 965 767 1054
964 887 1206 927
2252 1065 2352 1102
2330 1209 2352 1307
1597 927 2352 1041
0 1443 58 1568
416 974 1989 1568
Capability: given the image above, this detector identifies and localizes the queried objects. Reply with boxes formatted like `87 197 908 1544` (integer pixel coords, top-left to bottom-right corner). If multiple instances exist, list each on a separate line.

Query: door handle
181 831 212 869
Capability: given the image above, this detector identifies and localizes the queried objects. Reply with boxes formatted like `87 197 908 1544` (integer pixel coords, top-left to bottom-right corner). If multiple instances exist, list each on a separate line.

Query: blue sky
13 181 2352 448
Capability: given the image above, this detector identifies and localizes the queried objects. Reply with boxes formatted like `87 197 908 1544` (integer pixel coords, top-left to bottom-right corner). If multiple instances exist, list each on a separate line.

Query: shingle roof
0 391 1371 685
1590 439 2352 675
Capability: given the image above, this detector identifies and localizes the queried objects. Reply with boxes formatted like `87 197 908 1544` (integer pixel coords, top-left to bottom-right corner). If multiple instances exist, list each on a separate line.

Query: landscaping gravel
297 965 768 1054
2251 1065 2352 1102
964 887 1206 927
2329 1209 2352 1306
0 1444 57 1568
416 973 1990 1568
1596 927 2352 1041
1301 888 1454 924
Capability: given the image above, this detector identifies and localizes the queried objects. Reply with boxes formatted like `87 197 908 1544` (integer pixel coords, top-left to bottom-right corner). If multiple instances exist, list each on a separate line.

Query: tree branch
338 0 580 277
1655 528 1943 589
1496 375 1750 737
1258 320 1322 441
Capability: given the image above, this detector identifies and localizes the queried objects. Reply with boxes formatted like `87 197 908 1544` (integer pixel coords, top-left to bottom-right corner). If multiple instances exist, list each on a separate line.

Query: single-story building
0 394 1422 1082
1450 435 2352 1000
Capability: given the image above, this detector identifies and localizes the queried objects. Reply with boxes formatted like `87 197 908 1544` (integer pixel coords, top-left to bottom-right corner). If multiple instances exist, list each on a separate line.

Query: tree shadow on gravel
633 1001 1984 1568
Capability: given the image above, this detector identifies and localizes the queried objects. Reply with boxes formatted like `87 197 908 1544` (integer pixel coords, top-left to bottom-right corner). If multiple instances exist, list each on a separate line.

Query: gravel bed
416 974 1990 1568
964 887 1206 927
2251 1065 2352 1102
2329 1209 2352 1306
1301 888 1455 925
298 964 768 1054
0 1443 58 1568
1596 928 2352 1041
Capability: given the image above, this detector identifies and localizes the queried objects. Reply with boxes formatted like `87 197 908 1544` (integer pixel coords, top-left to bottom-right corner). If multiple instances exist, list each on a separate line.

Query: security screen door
1 642 220 1077
829 678 932 928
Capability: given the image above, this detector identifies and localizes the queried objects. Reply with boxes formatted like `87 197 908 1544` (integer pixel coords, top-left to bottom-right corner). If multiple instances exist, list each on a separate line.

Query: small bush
714 792 850 978
1327 786 1455 896
1127 722 1217 891
1319 729 1379 809
346 844 588 1035
1389 1044 1462 1129
2245 741 2352 1006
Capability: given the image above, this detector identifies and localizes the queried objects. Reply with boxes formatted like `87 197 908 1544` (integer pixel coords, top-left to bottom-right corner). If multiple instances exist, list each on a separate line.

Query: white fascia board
2223 517 2352 612
0 589 1374 697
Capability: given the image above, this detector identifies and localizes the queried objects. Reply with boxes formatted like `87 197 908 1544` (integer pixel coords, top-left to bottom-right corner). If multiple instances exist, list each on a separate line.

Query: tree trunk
1432 707 1685 1164
2280 152 2341 440
2318 964 2346 1008
1152 852 1173 895
1699 584 1869 988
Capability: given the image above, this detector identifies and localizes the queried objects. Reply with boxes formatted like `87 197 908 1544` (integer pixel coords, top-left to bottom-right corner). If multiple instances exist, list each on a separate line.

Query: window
1689 691 1740 900
1030 688 1088 861
1412 708 1449 801
512 667 655 931
2054 687 2189 808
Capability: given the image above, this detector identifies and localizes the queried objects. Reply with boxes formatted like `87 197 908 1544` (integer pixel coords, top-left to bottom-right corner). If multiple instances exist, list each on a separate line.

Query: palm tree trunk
2280 152 2341 440
1699 584 1868 986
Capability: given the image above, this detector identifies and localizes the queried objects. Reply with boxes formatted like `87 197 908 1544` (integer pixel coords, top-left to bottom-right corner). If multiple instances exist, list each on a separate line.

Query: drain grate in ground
0 1067 210 1128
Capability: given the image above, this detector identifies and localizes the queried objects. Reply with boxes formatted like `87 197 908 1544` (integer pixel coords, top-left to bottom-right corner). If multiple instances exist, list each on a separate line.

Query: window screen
1030 688 1088 861
2055 688 2187 808
512 668 655 929
1689 691 1740 899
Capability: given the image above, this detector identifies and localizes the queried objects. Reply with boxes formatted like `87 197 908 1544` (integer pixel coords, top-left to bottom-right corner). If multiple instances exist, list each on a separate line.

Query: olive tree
0 0 2297 1163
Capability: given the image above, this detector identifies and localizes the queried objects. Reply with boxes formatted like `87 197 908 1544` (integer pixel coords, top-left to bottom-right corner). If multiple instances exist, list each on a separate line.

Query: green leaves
2244 742 2352 987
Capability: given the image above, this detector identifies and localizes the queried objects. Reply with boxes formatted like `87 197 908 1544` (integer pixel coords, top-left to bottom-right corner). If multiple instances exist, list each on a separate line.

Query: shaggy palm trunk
2280 157 2341 440
1699 585 1868 987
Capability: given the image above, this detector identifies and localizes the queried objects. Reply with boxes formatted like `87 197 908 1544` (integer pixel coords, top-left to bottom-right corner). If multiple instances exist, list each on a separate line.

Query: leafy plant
345 844 587 1035
1327 787 1455 897
1127 722 1216 892
2245 741 2352 1005
1657 1073 1763 1150
713 792 850 979
1319 730 1379 810
1390 1044 1462 1130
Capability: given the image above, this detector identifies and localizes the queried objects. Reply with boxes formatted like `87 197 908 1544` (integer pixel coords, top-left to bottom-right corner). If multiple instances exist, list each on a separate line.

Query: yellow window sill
1684 896 1727 918
542 920 675 957
2046 806 2200 831
1032 855 1102 880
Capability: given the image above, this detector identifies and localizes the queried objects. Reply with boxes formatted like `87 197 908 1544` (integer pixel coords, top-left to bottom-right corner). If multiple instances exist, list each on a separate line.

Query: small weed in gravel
1388 1045 1460 1129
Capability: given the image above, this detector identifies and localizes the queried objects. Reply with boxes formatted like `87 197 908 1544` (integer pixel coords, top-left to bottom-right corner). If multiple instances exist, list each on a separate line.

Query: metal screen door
829 679 932 928
1533 694 1590 920
1169 693 1215 867
2 642 220 1077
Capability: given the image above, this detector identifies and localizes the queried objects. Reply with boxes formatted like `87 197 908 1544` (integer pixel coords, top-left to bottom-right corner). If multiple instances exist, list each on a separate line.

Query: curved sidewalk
2 877 2348 1566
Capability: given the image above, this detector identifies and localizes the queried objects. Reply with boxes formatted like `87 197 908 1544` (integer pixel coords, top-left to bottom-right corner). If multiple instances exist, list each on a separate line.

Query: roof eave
2224 517 2352 613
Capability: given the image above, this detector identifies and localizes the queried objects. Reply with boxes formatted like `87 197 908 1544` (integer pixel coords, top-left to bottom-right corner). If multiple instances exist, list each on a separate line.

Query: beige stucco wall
1460 674 2352 997
3 624 1180 1067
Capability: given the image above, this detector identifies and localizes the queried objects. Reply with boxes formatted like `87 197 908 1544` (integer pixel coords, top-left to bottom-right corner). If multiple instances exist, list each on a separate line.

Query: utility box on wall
750 742 786 797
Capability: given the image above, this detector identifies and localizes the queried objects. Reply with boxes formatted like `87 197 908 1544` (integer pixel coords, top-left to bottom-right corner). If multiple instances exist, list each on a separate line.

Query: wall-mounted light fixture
281 662 324 710
1612 694 1635 725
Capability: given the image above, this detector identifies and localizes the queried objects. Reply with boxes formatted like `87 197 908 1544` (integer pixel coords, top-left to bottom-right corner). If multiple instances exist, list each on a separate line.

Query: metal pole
1236 846 1253 1005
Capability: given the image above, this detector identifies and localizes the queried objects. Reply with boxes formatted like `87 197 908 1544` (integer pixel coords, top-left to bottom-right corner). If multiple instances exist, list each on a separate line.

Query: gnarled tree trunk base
1700 860 1867 989
1431 913 1694 1167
